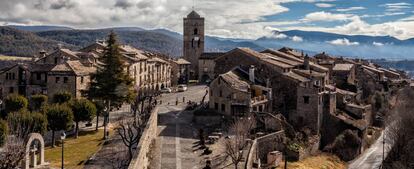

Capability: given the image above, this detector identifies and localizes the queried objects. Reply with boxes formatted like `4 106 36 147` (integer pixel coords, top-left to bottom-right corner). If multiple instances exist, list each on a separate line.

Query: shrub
0 119 8 147
71 99 96 138
4 94 28 114
6 110 48 135
46 104 73 147
30 94 48 111
53 91 72 104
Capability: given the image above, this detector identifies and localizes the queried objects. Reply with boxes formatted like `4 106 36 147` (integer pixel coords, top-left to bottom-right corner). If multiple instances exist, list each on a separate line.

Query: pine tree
88 32 136 139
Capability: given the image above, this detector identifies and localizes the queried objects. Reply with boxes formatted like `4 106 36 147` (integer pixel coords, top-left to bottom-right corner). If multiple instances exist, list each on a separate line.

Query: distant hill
0 26 75 57
9 25 74 32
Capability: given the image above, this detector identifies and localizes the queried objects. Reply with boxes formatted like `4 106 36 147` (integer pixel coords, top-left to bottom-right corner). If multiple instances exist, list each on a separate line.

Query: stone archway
22 133 45 169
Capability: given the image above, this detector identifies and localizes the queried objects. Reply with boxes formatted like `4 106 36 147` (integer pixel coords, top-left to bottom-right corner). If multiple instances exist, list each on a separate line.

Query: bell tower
183 10 204 79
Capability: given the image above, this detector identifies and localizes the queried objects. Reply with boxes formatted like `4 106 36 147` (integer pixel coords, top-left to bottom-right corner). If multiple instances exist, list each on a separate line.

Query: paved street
152 85 209 169
348 128 392 169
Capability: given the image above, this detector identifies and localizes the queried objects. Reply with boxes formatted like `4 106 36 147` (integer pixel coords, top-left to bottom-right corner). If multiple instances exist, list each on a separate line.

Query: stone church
183 10 205 80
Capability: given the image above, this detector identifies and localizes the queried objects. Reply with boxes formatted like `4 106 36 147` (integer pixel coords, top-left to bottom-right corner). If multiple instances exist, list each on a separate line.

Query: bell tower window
194 28 198 35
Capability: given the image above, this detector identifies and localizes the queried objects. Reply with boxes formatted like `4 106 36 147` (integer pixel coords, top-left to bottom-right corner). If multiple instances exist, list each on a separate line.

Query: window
210 91 213 96
64 77 68 83
259 106 263 112
5 73 9 80
36 73 41 80
303 96 310 104
219 90 222 97
54 58 58 64
80 76 84 84
9 87 14 93
56 77 60 83
214 103 219 110
12 73 15 80
221 104 225 112
194 28 198 35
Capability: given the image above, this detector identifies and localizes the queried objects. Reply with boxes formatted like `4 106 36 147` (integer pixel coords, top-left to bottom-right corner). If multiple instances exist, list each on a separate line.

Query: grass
0 55 31 61
278 154 347 169
45 129 111 169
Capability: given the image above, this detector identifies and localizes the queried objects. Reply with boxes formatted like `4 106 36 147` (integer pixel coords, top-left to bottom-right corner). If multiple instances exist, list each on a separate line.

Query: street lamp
60 132 66 169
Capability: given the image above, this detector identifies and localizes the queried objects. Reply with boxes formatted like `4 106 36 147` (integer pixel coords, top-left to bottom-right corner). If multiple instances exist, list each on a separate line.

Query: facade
209 66 272 117
0 42 172 101
198 52 224 83
183 11 205 79
170 58 191 85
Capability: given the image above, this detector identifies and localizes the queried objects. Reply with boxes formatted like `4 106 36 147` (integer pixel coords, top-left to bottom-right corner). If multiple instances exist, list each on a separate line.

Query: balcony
251 95 268 105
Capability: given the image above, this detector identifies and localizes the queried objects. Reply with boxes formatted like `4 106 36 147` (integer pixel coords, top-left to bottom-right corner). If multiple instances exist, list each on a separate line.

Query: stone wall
128 107 158 169
245 131 285 169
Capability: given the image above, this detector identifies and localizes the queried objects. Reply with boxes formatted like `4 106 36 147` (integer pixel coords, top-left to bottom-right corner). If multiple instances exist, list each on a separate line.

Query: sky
1 0 414 40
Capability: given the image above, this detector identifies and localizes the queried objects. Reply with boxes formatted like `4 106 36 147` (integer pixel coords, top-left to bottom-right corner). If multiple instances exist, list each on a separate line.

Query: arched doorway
22 133 45 169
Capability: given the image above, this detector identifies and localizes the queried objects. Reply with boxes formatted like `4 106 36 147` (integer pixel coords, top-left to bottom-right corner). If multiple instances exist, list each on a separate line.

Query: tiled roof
220 68 251 92
283 71 310 83
333 64 354 71
200 52 225 60
262 53 302 66
261 49 303 62
362 65 384 74
67 61 96 76
293 69 326 78
174 58 191 65
187 10 201 18
51 63 73 72
237 48 267 60
262 57 295 69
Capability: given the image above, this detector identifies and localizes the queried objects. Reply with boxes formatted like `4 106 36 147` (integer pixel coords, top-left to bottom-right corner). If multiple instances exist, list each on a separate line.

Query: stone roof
237 48 267 60
262 53 302 66
67 61 96 76
174 58 191 65
220 68 250 92
187 10 201 18
51 63 73 72
293 69 326 78
200 52 225 60
148 57 168 64
261 49 303 63
362 65 384 74
283 71 310 83
262 57 295 69
333 64 354 71
278 47 302 58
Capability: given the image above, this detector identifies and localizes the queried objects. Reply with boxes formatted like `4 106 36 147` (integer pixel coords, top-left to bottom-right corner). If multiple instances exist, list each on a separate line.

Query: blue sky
0 0 414 39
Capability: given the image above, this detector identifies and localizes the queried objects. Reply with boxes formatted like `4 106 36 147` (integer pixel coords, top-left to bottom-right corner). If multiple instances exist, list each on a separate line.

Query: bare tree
224 116 256 169
384 87 414 168
116 115 147 161
0 136 26 169
102 146 130 169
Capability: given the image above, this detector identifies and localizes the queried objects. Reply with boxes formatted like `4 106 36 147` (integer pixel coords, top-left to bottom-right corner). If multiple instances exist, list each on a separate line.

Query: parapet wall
128 107 158 169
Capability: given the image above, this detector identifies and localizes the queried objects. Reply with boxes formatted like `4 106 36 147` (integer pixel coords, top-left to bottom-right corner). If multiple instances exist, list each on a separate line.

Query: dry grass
278 154 346 169
44 129 112 169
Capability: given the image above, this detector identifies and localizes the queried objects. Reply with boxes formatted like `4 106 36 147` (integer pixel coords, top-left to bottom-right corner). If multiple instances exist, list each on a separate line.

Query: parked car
160 88 172 93
177 85 188 92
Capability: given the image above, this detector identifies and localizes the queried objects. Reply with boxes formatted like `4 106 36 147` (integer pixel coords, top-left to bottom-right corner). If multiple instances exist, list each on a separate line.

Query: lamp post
60 132 66 169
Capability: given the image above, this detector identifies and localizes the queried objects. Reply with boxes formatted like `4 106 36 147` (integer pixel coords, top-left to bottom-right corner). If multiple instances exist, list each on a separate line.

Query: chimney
304 54 310 70
249 65 255 83
39 50 46 58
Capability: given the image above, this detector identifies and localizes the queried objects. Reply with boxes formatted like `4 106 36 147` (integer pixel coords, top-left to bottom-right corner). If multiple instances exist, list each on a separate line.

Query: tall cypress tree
88 32 136 139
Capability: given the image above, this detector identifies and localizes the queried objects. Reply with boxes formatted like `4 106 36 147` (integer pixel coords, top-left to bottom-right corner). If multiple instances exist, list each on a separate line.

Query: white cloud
315 3 334 8
380 2 411 12
373 42 384 46
272 33 288 39
291 36 303 42
302 11 353 22
336 6 366 12
328 38 359 46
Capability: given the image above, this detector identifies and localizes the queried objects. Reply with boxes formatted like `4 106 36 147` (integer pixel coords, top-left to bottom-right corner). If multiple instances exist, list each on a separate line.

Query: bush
53 92 72 104
46 104 73 147
0 119 8 147
30 94 48 111
6 110 48 135
4 94 28 114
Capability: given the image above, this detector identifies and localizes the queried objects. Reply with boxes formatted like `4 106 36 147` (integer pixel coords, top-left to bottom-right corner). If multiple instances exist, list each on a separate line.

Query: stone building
198 52 224 83
209 66 272 116
0 42 172 101
183 10 205 79
170 58 191 86
212 47 330 133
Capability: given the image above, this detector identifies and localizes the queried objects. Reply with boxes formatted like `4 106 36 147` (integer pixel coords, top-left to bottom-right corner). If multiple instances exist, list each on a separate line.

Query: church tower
183 10 205 79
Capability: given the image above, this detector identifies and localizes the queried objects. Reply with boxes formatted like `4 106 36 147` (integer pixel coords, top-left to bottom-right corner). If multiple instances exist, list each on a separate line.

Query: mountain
0 26 75 57
9 25 74 32
255 30 414 60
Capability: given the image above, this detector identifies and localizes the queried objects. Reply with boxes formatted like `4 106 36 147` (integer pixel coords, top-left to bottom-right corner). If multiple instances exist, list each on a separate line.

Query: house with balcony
209 66 272 117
